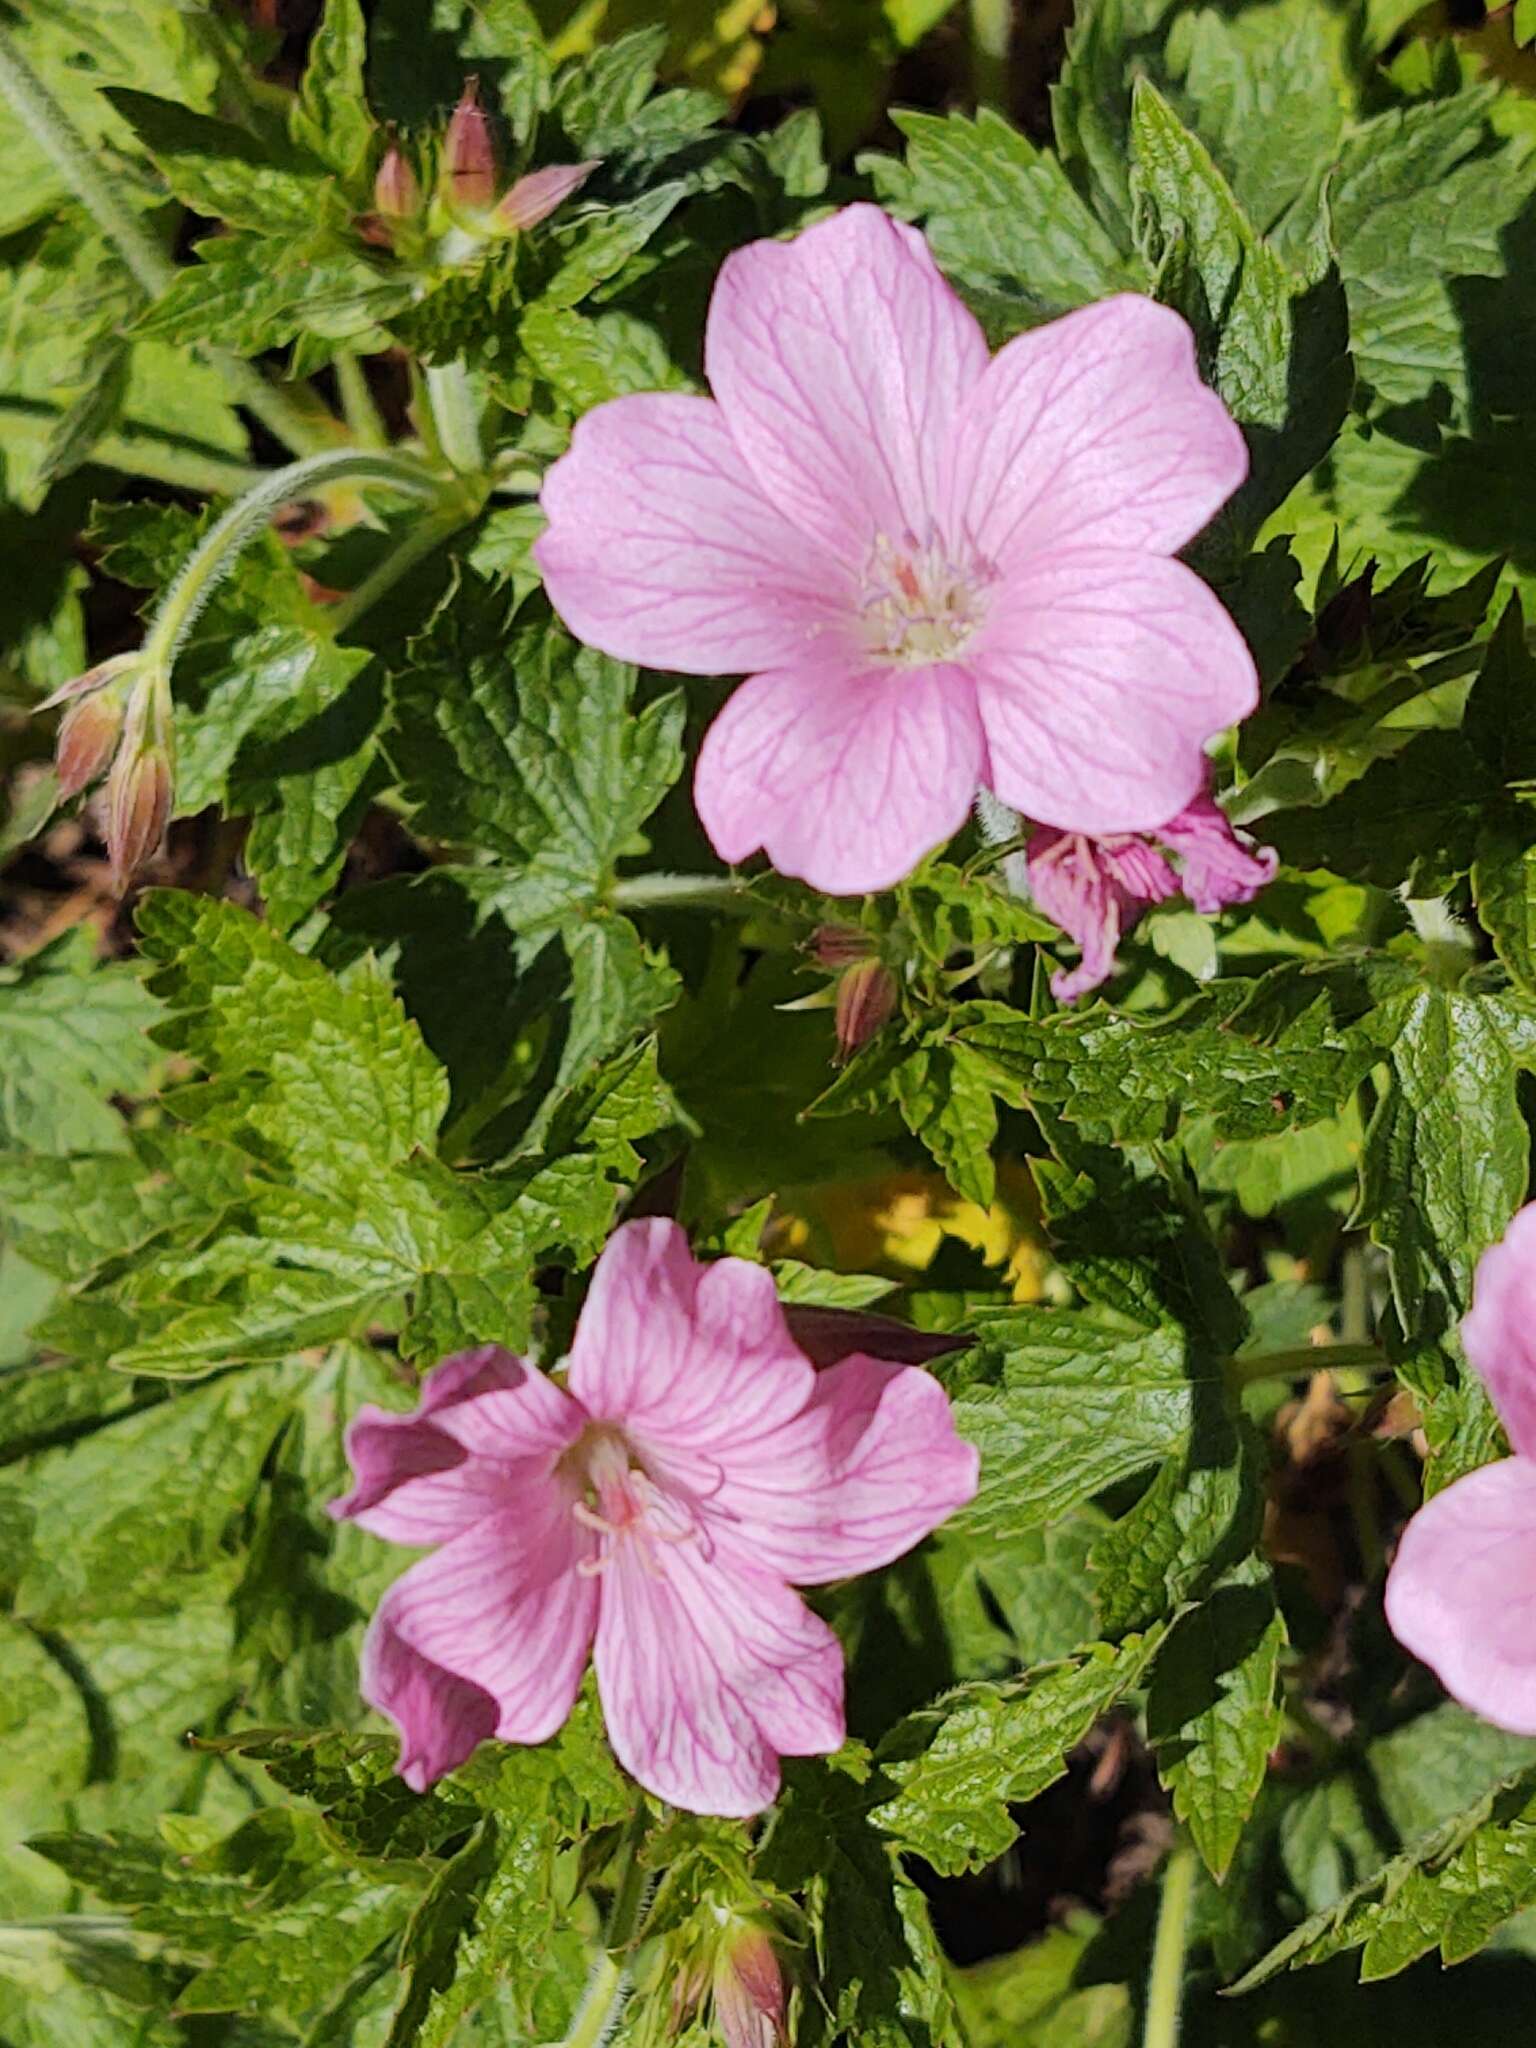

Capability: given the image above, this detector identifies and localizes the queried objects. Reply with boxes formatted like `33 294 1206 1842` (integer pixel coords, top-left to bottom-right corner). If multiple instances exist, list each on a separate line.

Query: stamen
860 527 994 666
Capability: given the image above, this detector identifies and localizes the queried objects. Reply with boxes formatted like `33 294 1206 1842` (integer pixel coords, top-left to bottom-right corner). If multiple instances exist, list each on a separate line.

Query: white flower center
564 1424 698 1578
860 530 992 665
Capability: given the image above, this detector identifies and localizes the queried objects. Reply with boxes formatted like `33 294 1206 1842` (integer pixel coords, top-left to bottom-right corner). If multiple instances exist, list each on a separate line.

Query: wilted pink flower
442 77 497 214
1028 790 1276 1002
1386 1204 1536 1732
714 1922 787 2048
535 204 1257 895
374 140 422 222
494 159 598 232
331 1219 978 1815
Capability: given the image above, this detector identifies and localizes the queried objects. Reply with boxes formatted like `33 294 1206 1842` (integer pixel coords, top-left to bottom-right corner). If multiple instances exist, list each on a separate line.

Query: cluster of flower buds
670 1915 788 2048
808 924 899 1062
41 654 175 891
367 80 598 253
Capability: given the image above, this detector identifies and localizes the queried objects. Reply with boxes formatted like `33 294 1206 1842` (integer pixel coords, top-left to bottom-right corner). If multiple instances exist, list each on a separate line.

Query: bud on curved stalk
374 138 422 222
443 77 497 215
713 1924 786 2048
493 158 599 233
102 669 174 893
55 688 126 799
834 958 897 1062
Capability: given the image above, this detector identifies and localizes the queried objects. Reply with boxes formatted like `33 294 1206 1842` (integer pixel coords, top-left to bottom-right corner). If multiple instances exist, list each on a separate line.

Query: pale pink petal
701 1355 979 1584
331 1349 584 1547
705 204 989 563
594 1535 845 1815
1154 793 1277 915
1385 1457 1536 1734
969 549 1258 835
534 393 853 673
942 295 1248 566
1462 1205 1536 1457
566 1219 815 1462
694 657 985 895
1027 825 1179 1004
384 1493 599 1745
359 1602 499 1791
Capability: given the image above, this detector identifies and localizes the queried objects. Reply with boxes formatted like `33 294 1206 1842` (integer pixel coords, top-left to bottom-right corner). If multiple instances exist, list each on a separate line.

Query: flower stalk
558 1805 653 2048
1143 1839 1197 2048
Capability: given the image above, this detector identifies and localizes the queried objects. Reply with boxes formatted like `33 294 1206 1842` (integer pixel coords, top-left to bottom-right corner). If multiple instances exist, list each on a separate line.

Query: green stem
1144 1841 1197 2048
0 22 173 296
328 504 468 638
969 0 1012 110
558 1807 652 2048
1227 1341 1385 1388
610 872 752 913
142 450 441 671
0 19 332 461
335 352 390 453
424 361 485 476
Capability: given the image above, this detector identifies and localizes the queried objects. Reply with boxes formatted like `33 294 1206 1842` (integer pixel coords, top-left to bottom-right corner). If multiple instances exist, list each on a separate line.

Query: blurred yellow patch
772 1158 1051 1303
545 0 769 99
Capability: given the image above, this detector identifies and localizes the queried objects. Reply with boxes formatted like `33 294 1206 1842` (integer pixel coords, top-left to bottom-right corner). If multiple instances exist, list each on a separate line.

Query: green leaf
1464 595 1536 786
871 1629 1167 1875
134 231 409 355
1360 987 1535 1337
1474 811 1536 999
890 1042 1001 1208
388 580 685 934
0 929 159 1156
291 0 375 182
1146 1557 1287 1879
865 107 1138 319
1232 1768 1536 1989
12 1366 299 1626
1128 78 1351 552
105 89 337 233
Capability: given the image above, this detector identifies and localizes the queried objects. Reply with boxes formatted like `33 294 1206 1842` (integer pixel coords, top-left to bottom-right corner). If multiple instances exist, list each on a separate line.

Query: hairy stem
0 22 332 459
969 0 1012 110
335 353 390 453
1143 1840 1197 2048
610 872 752 913
142 450 442 671
1226 1341 1385 1388
559 1807 652 2048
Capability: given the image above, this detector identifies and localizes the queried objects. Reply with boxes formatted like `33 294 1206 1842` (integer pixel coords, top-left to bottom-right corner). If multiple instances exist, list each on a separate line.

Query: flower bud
493 158 599 232
443 77 497 214
374 139 422 222
809 923 872 970
833 959 897 1062
55 688 125 799
713 1926 786 2048
103 677 174 892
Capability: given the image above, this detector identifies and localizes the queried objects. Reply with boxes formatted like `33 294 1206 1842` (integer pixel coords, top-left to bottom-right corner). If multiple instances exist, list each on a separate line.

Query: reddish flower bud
374 140 422 222
102 679 174 892
493 158 599 232
713 1926 786 2048
55 688 125 799
809 923 873 970
443 77 497 213
833 959 897 1062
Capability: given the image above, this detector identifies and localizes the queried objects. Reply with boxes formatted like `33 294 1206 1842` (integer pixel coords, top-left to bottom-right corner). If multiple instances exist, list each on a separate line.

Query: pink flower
330 1219 978 1815
1027 790 1277 1002
533 204 1257 896
1386 1204 1536 1732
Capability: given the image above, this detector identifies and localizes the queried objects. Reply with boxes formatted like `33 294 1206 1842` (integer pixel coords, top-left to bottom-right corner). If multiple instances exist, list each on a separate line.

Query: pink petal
1154 793 1277 915
383 1493 600 1746
705 204 990 564
1385 1457 1536 1735
534 393 853 673
694 656 985 895
969 548 1258 835
942 295 1248 568
593 1534 845 1815
566 1219 815 1464
1462 1204 1536 1458
702 1354 979 1585
330 1349 584 1547
359 1605 499 1791
1027 825 1180 1004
